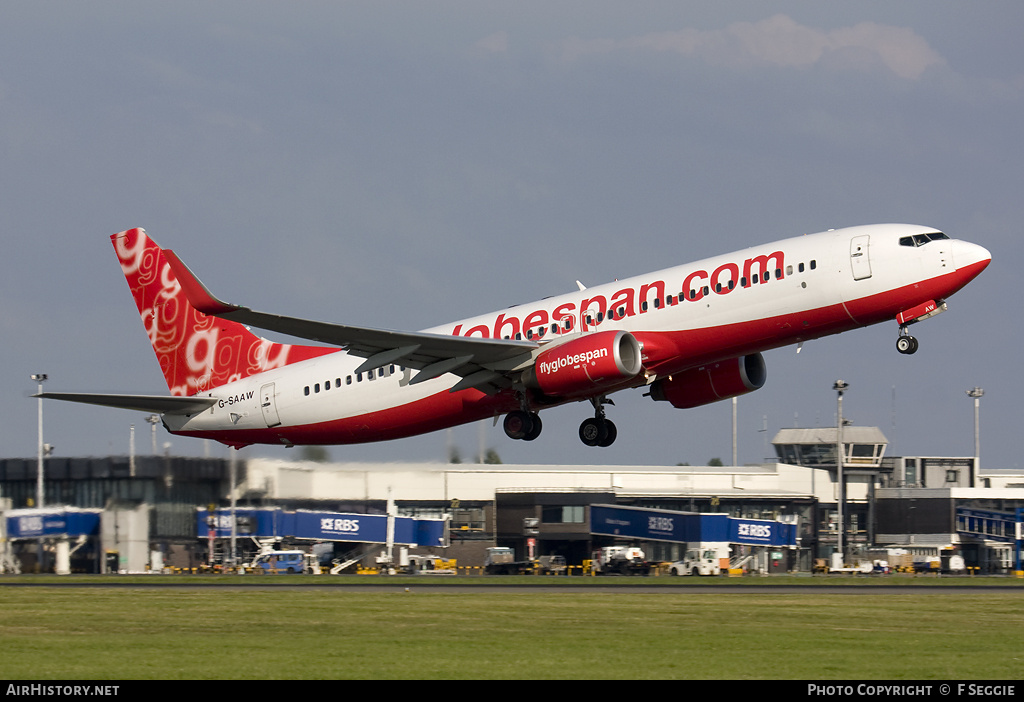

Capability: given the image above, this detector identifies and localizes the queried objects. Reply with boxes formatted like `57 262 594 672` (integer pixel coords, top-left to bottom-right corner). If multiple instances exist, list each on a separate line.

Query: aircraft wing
35 393 218 415
164 250 539 394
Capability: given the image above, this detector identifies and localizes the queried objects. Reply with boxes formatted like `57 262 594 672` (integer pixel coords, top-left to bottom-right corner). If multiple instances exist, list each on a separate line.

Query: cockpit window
899 231 950 247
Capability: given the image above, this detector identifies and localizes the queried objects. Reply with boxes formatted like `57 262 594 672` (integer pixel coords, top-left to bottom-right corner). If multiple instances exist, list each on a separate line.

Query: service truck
590 546 651 576
402 554 457 575
668 543 730 576
484 546 535 575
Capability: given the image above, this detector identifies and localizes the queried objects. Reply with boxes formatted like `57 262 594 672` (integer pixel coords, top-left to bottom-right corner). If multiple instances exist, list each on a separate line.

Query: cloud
561 14 945 80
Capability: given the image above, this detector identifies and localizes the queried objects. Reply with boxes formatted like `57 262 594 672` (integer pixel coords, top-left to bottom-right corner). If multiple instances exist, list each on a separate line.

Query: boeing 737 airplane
39 224 990 449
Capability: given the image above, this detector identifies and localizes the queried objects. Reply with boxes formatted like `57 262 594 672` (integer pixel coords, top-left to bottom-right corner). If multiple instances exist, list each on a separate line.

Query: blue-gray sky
2 2 1021 469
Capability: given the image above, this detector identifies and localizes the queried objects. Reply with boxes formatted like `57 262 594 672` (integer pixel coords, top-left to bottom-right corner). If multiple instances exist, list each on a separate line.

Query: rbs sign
321 518 360 534
731 519 784 545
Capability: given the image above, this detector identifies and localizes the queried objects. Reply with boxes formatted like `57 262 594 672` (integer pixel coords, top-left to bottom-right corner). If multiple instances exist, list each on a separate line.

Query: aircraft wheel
523 413 543 441
896 336 919 355
598 419 617 447
503 410 534 440
579 417 608 447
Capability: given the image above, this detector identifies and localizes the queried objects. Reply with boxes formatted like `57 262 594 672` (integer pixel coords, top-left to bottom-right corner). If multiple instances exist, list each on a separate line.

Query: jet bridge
956 506 1023 574
590 504 798 573
590 504 798 547
198 507 449 548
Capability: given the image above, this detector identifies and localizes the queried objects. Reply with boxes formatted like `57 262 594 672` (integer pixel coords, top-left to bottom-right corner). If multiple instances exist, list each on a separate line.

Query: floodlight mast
966 387 984 481
833 380 849 566
31 374 48 509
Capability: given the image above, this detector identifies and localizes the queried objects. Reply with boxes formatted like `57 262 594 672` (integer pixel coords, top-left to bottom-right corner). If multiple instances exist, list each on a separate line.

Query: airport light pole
31 374 48 574
732 397 738 467
833 380 849 566
31 374 48 508
966 387 984 483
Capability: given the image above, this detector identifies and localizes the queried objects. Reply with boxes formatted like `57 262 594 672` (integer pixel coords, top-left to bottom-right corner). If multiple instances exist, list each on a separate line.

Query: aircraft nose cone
953 240 992 272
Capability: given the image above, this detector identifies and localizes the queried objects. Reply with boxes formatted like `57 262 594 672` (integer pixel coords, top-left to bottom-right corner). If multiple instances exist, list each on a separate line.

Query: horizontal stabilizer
36 392 218 415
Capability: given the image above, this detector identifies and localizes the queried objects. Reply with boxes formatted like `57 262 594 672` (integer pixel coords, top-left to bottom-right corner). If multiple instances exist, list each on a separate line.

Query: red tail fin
111 228 334 396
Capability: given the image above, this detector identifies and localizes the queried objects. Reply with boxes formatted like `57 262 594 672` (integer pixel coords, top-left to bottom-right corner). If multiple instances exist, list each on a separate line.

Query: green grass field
1 580 1021 679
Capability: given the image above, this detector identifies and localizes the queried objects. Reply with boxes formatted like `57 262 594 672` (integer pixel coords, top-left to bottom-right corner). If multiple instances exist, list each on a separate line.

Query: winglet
163 249 241 316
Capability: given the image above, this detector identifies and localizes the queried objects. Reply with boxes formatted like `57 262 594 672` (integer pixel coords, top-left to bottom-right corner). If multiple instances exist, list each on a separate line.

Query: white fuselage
164 224 989 446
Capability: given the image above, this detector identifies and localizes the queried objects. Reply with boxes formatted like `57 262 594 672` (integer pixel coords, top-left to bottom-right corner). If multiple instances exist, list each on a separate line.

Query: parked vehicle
591 546 651 576
484 547 535 575
537 554 567 575
248 549 318 574
668 544 730 576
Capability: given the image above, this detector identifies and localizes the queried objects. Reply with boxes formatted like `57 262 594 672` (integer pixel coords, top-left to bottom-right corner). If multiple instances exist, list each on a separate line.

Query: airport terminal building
2 427 1022 574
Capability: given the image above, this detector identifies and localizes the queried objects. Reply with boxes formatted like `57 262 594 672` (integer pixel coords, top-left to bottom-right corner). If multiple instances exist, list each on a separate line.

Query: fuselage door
850 235 872 280
260 383 282 428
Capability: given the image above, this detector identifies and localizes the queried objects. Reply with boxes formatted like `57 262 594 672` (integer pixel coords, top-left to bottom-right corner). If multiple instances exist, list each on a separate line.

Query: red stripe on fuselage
176 387 520 446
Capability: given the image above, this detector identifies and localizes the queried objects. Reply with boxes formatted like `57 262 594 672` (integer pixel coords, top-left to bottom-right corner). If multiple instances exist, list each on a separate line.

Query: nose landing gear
896 327 919 355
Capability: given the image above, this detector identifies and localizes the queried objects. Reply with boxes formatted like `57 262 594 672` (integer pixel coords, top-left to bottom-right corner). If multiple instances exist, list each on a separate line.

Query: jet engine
523 330 642 398
649 353 766 409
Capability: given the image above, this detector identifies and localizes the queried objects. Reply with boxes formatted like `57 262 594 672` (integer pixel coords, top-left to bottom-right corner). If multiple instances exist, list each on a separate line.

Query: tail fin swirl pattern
111 228 333 395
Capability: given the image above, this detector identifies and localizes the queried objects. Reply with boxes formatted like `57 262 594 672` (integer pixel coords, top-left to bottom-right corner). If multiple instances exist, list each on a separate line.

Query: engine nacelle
524 330 642 398
649 353 766 409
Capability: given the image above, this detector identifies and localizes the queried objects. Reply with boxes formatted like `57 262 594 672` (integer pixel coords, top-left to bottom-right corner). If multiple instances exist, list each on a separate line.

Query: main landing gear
579 396 617 448
896 327 919 355
502 396 618 447
503 410 542 441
